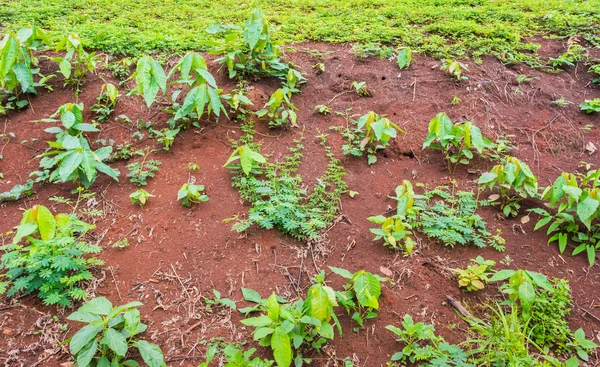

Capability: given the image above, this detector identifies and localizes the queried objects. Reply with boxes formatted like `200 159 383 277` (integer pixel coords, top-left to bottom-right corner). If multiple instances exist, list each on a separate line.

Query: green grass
1 0 599 64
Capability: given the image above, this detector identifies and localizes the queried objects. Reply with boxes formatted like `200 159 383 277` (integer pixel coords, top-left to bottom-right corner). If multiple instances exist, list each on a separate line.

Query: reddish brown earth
0 40 599 366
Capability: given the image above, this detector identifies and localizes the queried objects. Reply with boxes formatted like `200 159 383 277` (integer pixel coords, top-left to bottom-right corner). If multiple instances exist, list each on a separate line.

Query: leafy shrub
0 205 103 306
332 111 405 164
150 127 179 151
580 98 600 114
478 156 538 217
130 189 153 207
37 103 120 188
329 267 384 329
207 9 302 83
368 215 415 254
0 26 52 114
177 183 209 207
127 151 161 186
455 256 496 292
130 55 167 107
530 170 600 265
67 297 166 367
90 83 119 123
240 281 339 367
422 113 497 173
51 33 97 93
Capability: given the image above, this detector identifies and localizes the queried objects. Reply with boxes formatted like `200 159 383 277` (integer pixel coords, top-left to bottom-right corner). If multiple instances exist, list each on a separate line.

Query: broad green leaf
77 340 98 367
59 58 72 79
101 328 128 357
242 288 262 303
328 266 353 279
79 297 113 315
70 323 103 354
518 281 535 310
271 326 293 367
242 315 274 327
36 205 56 240
1 37 19 77
489 269 515 281
135 340 165 367
354 272 380 309
309 285 331 322
59 151 83 181
397 48 412 69
577 197 599 230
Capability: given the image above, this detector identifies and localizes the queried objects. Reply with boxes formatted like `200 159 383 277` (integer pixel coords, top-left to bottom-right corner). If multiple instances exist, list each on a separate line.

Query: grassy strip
1 0 599 63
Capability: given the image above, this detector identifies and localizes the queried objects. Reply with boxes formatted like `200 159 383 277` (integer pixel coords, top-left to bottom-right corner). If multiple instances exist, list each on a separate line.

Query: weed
67 297 165 367
150 127 179 151
223 145 267 175
451 96 461 105
478 156 538 217
548 38 588 70
368 215 415 254
397 47 413 69
589 64 600 84
580 98 600 114
256 88 298 128
127 150 161 186
199 342 273 367
130 189 153 207
0 205 103 306
516 74 535 84
178 183 209 207
112 238 130 249
313 105 331 115
351 81 370 97
204 289 236 311
553 97 571 108
222 82 253 116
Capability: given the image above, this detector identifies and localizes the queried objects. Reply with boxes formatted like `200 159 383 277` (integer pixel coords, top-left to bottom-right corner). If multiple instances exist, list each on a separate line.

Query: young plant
489 269 553 319
150 127 179 151
580 98 600 114
204 289 236 311
127 150 161 186
333 111 405 164
256 88 298 128
455 256 496 292
37 103 120 188
0 26 52 113
313 104 331 115
397 47 413 69
130 189 154 207
223 145 267 175
130 55 167 107
351 81 370 97
177 183 209 207
589 64 600 84
208 9 302 83
67 297 166 367
553 97 572 108
548 38 588 70
222 82 253 116
0 205 103 306
368 215 415 254
199 343 273 367
422 112 496 173
441 59 469 81
478 156 538 217
328 267 384 330
51 33 97 93
351 42 395 59
90 83 119 123
108 56 135 83
167 52 227 128
240 281 339 367
529 170 600 265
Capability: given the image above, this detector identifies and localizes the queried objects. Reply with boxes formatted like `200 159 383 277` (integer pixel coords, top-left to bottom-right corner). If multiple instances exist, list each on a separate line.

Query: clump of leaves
313 105 331 115
37 103 120 188
415 185 506 251
130 189 153 207
351 42 395 59
108 56 135 83
351 81 370 97
204 289 236 311
51 33 97 94
580 98 600 114
256 88 298 128
332 111 405 165
422 112 497 173
129 55 167 107
455 256 496 292
90 83 119 123
548 38 588 70
529 169 600 265
150 127 179 151
441 59 469 81
199 342 273 367
208 9 303 84
478 156 538 217
127 150 161 186
177 183 209 207
67 297 166 367
329 267 385 330
367 215 415 254
589 64 600 84
240 278 339 367
222 81 253 117
0 205 103 307
0 26 52 114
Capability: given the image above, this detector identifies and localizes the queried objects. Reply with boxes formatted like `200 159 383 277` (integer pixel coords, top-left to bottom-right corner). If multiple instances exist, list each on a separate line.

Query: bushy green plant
130 189 153 207
90 83 119 123
455 256 496 292
0 205 103 306
178 183 209 207
37 103 120 188
333 111 405 164
328 267 384 330
0 26 52 114
207 9 303 83
127 150 161 186
580 98 600 114
422 113 496 173
256 88 298 128
368 215 415 254
530 170 600 265
240 278 339 367
51 33 97 93
150 127 179 151
478 156 538 217
67 297 166 367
